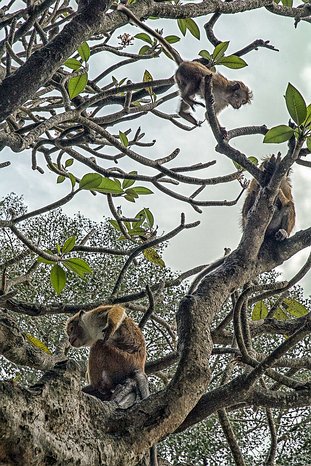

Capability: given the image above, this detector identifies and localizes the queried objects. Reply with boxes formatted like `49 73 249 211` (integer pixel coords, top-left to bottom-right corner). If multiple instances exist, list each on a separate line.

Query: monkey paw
275 229 288 241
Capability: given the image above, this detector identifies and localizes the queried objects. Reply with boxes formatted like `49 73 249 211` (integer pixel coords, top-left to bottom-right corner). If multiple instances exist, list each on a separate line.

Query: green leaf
108 219 121 231
78 42 90 62
137 208 154 228
62 236 76 253
303 104 311 128
119 131 129 147
63 258 92 278
177 18 187 36
274 307 289 320
37 254 55 265
79 173 102 190
307 137 311 152
251 301 268 321
185 18 200 39
124 194 136 202
285 83 307 125
212 41 230 62
68 73 88 99
127 227 146 236
135 33 153 44
69 173 76 188
248 156 259 166
282 0 293 6
64 58 82 70
50 264 66 295
124 188 139 199
57 175 65 184
143 69 154 96
143 248 165 267
139 45 152 56
96 178 124 194
132 187 154 195
282 298 308 317
122 178 136 189
25 333 51 354
263 125 294 143
164 35 180 44
199 50 211 61
65 158 74 167
219 55 247 69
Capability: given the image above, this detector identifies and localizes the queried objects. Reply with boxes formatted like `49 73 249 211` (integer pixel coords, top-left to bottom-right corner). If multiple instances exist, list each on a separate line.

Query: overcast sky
1 5 311 293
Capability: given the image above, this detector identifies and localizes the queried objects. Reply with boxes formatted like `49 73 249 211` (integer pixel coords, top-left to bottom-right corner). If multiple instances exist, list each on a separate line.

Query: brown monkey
117 4 252 125
242 157 296 241
66 304 146 400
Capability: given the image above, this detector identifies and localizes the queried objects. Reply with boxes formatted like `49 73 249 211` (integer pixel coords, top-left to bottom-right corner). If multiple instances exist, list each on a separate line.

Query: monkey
242 156 296 241
66 304 158 466
117 4 252 126
66 304 146 400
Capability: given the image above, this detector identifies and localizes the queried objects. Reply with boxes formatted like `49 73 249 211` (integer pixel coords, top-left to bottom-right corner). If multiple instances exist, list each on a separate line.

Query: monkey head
66 310 92 347
227 81 252 109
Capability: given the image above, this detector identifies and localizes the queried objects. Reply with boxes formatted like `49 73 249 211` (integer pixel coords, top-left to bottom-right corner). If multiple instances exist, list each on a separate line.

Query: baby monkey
242 156 296 241
117 4 252 126
66 304 146 400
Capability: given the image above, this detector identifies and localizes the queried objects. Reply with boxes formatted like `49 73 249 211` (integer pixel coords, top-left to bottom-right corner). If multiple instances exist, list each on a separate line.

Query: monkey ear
78 310 86 319
230 82 241 92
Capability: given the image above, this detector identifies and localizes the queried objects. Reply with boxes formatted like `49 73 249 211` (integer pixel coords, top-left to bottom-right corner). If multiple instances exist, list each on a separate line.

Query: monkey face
228 82 252 109
66 313 90 347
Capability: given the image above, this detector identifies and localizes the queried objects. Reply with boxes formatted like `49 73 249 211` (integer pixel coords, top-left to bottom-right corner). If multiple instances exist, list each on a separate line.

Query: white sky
1 6 311 293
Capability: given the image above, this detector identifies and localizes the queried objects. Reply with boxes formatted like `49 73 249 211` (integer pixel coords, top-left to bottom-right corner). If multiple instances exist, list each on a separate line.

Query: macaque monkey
66 304 146 400
242 157 296 241
117 4 252 126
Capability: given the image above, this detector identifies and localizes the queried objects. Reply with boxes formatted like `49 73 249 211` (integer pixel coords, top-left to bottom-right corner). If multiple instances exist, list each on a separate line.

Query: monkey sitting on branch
66 304 147 401
117 4 252 126
242 156 296 241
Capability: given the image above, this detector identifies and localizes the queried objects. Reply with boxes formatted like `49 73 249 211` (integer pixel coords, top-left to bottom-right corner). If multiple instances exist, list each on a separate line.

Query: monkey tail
117 4 183 66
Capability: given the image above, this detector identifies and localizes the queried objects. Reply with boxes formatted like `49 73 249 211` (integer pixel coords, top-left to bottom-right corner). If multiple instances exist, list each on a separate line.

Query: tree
0 0 311 465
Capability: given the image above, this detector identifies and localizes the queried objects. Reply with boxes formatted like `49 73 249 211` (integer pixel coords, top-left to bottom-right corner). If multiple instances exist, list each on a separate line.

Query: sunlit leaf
274 307 289 320
64 58 82 70
119 131 129 147
96 178 124 194
219 55 247 69
143 248 165 267
177 18 187 36
143 69 154 96
79 173 102 190
62 236 76 254
68 73 88 99
285 83 307 125
307 137 311 152
282 298 308 317
108 219 121 231
164 35 180 44
25 333 51 354
63 258 92 278
199 50 211 61
263 125 294 143
139 45 152 56
65 158 74 167
185 18 200 39
135 33 153 44
131 187 153 195
212 41 229 62
50 264 66 294
78 42 90 62
57 175 65 184
252 301 268 321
